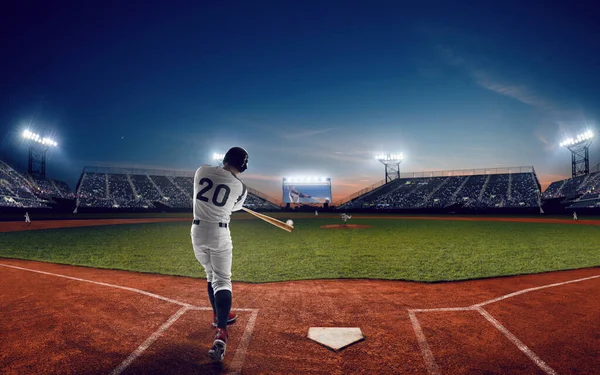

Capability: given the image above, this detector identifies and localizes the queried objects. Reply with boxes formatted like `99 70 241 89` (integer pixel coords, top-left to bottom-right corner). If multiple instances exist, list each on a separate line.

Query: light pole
560 131 595 178
22 130 58 178
375 153 404 183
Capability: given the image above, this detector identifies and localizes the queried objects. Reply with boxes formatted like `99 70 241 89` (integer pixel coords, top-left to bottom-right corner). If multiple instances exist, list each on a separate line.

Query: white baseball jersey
193 165 247 224
289 191 299 203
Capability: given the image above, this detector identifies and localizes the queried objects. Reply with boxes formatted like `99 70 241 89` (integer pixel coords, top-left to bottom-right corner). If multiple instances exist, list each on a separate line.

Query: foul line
408 311 440 375
0 263 193 307
0 263 260 375
111 306 190 375
408 273 600 375
476 307 558 375
228 309 260 375
475 274 600 307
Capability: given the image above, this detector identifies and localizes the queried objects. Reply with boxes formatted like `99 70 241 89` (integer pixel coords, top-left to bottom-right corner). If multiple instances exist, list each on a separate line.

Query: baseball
286 219 294 226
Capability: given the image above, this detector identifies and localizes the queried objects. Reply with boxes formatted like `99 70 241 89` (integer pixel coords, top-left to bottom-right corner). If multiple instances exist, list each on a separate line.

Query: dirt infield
320 224 372 229
1 259 598 375
0 217 191 233
1 215 599 374
3 214 600 233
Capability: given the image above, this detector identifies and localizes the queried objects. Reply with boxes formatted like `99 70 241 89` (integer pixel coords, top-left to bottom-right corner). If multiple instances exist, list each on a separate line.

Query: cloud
437 45 558 112
434 44 592 152
474 75 556 111
279 127 337 140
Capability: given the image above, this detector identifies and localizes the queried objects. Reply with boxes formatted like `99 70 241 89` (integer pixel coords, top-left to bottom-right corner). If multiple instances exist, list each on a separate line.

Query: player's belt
192 219 228 228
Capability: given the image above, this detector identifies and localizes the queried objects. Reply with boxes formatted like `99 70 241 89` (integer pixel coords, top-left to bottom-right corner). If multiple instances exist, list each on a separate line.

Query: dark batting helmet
223 147 249 173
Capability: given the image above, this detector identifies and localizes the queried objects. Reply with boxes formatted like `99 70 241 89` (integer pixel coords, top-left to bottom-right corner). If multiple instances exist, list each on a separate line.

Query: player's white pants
191 223 233 294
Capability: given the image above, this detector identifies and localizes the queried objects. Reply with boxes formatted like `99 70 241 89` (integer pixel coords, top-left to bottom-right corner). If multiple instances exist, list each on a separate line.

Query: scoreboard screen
282 177 331 204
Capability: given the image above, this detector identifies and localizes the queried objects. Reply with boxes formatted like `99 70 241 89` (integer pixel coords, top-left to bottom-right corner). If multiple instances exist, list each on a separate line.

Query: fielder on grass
191 146 249 363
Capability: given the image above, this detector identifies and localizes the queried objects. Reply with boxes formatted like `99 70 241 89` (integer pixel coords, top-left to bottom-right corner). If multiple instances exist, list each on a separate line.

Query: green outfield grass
1 217 599 282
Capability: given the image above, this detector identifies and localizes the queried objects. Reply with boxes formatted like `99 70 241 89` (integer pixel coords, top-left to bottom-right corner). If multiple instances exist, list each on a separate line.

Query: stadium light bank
375 153 404 182
559 130 595 178
283 177 330 183
559 130 594 147
22 129 58 147
375 153 404 162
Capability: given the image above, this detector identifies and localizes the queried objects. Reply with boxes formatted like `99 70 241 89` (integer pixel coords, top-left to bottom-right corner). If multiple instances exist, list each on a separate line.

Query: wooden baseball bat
241 207 294 232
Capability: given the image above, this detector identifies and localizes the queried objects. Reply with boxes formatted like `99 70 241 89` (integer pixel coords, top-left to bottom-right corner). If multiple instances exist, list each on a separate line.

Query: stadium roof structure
398 165 536 178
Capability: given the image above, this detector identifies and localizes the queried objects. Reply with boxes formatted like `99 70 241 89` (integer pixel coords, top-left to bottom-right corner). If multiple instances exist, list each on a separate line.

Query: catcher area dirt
1 216 599 374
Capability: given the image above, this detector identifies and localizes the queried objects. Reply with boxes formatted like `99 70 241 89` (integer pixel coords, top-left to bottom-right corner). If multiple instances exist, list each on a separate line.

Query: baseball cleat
212 312 237 327
209 328 228 362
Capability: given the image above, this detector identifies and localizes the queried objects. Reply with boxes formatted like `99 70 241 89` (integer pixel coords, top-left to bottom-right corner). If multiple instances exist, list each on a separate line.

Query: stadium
2 3 600 374
1 127 600 375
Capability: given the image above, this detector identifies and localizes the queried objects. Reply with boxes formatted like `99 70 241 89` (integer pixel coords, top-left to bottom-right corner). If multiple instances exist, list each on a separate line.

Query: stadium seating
342 172 541 210
541 172 600 202
0 160 51 208
130 174 162 202
408 177 447 208
243 193 281 210
77 172 113 208
74 169 281 211
21 172 60 198
455 175 488 208
148 175 191 208
53 180 76 199
509 173 540 207
480 174 509 207
173 176 194 195
541 180 564 199
423 176 469 208
108 173 138 208
568 198 600 209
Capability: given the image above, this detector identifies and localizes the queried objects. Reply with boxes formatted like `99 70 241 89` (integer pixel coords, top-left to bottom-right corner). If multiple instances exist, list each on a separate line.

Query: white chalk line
111 306 190 375
475 274 600 307
410 307 475 313
408 273 600 375
408 311 440 375
228 309 260 375
0 263 259 374
476 307 558 375
0 263 193 307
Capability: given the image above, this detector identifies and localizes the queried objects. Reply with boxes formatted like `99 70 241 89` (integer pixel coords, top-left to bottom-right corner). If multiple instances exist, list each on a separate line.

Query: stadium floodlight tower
560 130 595 177
375 153 404 183
22 129 58 178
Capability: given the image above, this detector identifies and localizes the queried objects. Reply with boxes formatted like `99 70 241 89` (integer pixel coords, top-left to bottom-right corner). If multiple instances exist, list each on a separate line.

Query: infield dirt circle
320 224 372 229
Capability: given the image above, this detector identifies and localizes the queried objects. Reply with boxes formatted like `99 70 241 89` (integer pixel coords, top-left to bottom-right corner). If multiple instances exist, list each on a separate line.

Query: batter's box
114 307 259 375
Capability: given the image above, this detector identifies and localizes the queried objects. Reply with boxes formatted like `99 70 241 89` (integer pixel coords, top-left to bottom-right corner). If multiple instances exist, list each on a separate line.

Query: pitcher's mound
320 224 371 229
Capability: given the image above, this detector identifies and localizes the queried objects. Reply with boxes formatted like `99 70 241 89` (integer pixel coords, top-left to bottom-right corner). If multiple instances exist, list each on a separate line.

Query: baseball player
341 213 351 224
24 211 31 225
288 185 311 203
191 147 249 362
315 210 318 216
573 211 578 220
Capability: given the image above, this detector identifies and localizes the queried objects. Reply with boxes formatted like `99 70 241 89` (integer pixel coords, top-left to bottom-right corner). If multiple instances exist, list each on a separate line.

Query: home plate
307 327 364 351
